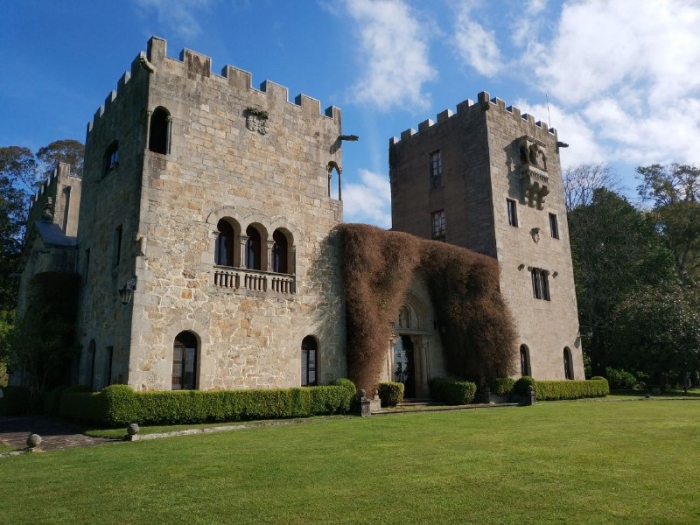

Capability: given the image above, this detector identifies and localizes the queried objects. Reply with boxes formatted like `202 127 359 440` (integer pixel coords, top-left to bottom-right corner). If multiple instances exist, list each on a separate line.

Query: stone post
525 385 536 406
359 389 371 417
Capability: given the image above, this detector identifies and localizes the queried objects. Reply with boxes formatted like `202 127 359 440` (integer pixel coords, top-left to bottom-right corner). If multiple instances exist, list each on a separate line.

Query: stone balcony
212 266 295 294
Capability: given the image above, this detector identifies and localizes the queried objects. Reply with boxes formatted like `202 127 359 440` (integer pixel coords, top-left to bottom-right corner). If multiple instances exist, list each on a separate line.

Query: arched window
149 107 170 154
563 347 574 380
173 331 198 390
215 219 235 267
520 344 531 377
272 230 288 273
301 336 318 386
88 340 96 390
398 305 411 329
104 141 119 175
246 225 261 270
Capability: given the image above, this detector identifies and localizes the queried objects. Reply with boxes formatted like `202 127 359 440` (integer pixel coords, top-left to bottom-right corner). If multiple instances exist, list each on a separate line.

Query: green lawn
2 401 699 524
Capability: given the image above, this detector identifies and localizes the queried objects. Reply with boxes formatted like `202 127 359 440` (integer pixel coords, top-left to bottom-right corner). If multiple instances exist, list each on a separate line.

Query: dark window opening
149 107 170 154
507 199 518 227
113 225 123 267
301 336 317 386
104 141 119 174
531 268 550 301
564 347 574 380
88 340 96 390
520 344 531 376
429 150 443 188
104 346 113 387
172 331 198 390
272 230 288 274
431 210 446 241
215 219 235 267
246 225 262 270
549 213 559 239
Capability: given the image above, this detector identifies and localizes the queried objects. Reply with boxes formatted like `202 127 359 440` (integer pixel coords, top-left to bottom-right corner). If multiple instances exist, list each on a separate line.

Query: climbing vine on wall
339 224 516 394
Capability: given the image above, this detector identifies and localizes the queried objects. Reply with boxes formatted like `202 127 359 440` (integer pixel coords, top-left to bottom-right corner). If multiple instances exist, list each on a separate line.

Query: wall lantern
119 277 137 305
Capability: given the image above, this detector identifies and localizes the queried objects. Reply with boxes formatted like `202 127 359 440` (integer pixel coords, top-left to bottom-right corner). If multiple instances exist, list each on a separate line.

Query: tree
637 164 700 285
568 188 675 375
563 163 619 212
611 283 700 386
36 139 84 179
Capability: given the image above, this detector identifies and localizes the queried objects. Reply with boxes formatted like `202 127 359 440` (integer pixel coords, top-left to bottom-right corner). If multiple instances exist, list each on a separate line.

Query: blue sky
2 0 699 227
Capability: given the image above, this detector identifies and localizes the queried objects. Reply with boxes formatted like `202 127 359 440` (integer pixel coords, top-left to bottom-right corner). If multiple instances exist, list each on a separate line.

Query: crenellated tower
390 91 584 381
76 37 346 391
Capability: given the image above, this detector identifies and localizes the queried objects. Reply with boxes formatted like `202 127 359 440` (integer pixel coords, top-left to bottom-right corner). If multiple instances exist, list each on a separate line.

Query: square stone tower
389 92 584 380
77 37 346 391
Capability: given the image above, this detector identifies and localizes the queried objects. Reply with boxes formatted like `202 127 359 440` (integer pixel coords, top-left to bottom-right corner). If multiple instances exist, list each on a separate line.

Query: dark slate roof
35 221 77 247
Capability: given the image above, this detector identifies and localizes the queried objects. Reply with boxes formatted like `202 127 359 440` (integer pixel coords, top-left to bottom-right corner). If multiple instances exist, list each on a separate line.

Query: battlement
390 91 556 147
29 162 80 208
86 37 340 136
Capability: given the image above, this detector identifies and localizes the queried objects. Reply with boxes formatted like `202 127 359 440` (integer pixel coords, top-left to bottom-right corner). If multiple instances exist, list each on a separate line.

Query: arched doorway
393 335 416 398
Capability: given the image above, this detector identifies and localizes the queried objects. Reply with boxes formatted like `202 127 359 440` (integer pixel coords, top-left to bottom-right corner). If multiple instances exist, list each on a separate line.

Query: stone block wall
125 37 346 391
390 93 584 381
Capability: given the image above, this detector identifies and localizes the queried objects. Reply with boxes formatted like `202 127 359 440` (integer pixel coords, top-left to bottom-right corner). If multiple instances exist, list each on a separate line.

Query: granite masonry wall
390 92 584 381
76 37 346 391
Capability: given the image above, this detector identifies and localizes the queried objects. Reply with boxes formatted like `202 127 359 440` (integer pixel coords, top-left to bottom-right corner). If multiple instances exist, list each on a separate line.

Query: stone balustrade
213 266 295 294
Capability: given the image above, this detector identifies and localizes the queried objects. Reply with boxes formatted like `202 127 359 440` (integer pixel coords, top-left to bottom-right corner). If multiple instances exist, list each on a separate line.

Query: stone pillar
359 389 371 417
166 115 173 154
238 235 249 268
266 240 275 272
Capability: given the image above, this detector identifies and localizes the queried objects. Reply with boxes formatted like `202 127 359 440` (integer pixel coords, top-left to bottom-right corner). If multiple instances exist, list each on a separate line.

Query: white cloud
342 169 391 228
514 100 605 169
451 1 502 77
537 0 700 105
344 0 436 111
134 0 215 39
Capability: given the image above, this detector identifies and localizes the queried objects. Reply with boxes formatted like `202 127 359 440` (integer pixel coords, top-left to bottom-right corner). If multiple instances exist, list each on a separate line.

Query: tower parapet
390 91 556 147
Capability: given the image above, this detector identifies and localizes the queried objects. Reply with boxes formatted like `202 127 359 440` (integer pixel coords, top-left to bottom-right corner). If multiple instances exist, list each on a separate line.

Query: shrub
59 380 357 427
534 378 609 400
378 382 404 407
513 376 537 395
488 377 515 396
429 378 477 405
605 367 637 390
0 386 31 416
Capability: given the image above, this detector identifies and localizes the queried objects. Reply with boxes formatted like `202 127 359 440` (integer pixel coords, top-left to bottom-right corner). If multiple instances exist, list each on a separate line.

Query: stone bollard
526 385 537 406
26 433 42 452
124 423 140 441
358 389 371 417
482 386 491 405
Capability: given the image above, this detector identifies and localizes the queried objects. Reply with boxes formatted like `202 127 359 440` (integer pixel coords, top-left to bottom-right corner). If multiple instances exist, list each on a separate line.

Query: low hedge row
488 378 516 396
534 378 609 400
60 378 356 427
428 378 477 405
378 382 404 407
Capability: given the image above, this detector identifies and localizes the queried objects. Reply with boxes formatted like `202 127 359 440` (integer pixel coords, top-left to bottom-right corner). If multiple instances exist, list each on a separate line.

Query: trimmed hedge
378 382 404 407
60 379 356 427
429 378 477 405
0 386 31 416
535 378 609 400
488 377 515 396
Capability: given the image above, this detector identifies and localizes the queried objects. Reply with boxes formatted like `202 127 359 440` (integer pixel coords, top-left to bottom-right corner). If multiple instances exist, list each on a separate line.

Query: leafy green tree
568 188 675 375
36 139 84 179
637 164 700 285
611 283 700 386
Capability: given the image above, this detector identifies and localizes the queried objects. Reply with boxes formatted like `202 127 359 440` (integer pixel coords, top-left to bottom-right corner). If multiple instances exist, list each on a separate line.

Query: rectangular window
507 199 518 227
549 213 559 239
429 150 442 188
531 268 550 301
301 348 317 386
113 225 123 267
431 210 446 241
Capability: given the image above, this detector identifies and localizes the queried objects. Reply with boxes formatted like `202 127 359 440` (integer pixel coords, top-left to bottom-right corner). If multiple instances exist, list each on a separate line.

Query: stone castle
16 37 584 394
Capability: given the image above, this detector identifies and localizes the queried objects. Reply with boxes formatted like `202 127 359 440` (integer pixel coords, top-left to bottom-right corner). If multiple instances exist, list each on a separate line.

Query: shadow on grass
609 388 700 398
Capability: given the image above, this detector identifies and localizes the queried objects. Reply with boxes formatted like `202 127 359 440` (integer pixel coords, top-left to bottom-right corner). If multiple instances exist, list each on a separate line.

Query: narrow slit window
549 213 559 239
507 199 518 227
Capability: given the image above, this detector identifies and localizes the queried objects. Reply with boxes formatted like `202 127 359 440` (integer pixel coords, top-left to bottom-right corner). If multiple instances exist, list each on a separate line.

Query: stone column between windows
166 115 173 154
238 235 249 268
266 240 275 272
